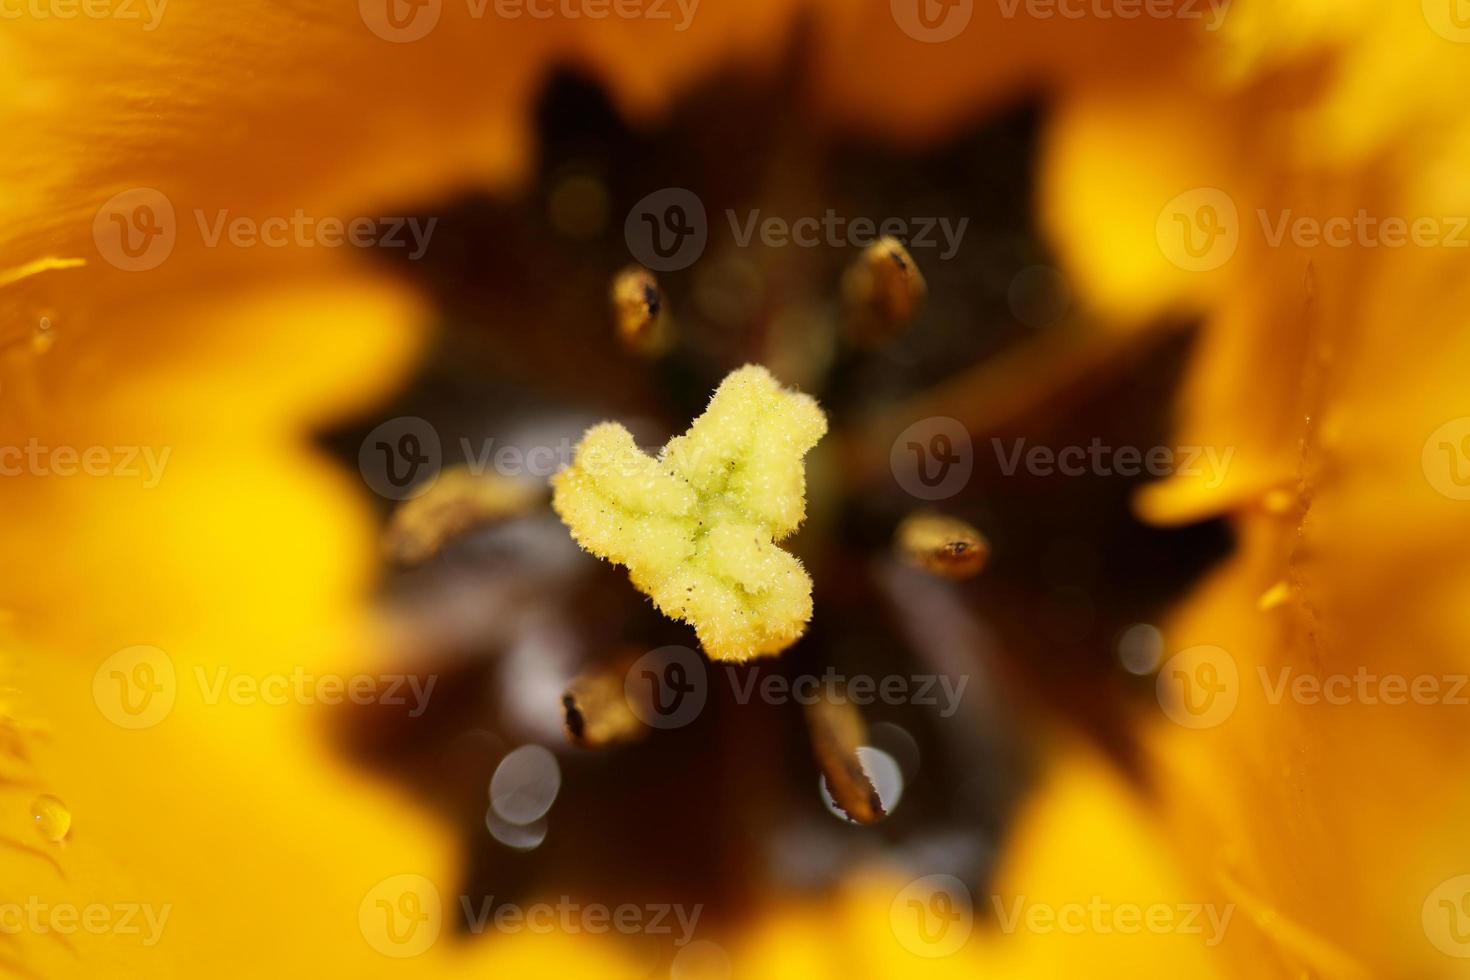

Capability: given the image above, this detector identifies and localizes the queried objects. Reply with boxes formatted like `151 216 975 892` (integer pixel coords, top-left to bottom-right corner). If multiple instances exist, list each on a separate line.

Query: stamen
895 511 989 579
383 465 541 565
561 660 645 749
841 236 926 346
610 265 673 356
805 691 885 825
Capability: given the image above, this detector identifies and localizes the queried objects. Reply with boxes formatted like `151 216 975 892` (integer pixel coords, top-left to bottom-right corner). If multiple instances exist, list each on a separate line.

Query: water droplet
820 746 904 823
485 807 547 851
31 316 55 355
1118 623 1164 675
30 795 70 842
489 744 561 825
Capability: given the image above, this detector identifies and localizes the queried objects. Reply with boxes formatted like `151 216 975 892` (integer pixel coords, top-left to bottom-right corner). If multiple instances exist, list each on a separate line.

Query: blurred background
4 1 1470 977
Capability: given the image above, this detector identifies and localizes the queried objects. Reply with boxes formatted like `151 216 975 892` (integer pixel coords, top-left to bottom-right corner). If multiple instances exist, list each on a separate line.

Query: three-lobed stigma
551 365 827 661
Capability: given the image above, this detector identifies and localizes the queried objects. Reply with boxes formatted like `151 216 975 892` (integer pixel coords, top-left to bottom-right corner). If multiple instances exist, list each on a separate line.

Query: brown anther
841 236 926 347
895 510 989 579
562 660 645 749
611 265 673 356
806 691 885 825
383 465 541 565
